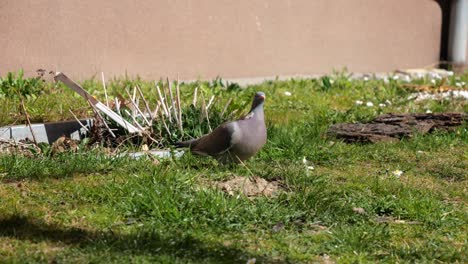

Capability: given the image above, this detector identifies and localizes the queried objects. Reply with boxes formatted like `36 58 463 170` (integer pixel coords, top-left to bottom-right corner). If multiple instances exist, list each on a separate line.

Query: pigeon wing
191 122 234 156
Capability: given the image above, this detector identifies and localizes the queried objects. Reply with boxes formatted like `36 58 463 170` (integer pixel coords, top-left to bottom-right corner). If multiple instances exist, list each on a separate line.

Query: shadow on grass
0 214 278 263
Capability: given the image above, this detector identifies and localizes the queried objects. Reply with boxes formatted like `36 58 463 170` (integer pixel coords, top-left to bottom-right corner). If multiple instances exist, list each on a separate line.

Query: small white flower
431 73 442 80
363 76 369 81
393 75 400 80
383 77 389 83
455 82 462 87
246 258 256 264
378 103 386 107
447 71 454 76
385 99 392 105
303 157 314 173
366 101 374 107
355 100 363 105
403 75 411 82
430 79 436 84
416 73 424 79
461 82 466 87
392 170 403 178
426 109 432 114
284 91 292 96
329 79 335 84
353 207 366 214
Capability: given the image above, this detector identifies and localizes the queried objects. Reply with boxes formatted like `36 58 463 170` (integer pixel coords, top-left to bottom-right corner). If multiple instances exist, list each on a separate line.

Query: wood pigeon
175 92 267 163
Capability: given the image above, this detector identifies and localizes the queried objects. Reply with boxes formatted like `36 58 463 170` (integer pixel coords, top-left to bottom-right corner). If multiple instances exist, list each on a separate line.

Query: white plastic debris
410 90 468 102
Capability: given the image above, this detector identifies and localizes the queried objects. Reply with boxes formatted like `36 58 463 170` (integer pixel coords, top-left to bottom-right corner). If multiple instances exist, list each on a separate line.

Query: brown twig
20 98 38 144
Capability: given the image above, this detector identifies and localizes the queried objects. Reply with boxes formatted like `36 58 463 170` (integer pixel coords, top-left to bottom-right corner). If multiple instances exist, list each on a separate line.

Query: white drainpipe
448 0 468 64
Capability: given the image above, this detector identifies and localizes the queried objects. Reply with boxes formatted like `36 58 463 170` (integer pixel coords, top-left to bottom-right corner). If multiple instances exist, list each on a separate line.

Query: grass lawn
0 71 467 263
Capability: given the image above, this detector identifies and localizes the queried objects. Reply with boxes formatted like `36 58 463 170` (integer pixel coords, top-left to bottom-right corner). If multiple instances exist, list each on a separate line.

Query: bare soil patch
216 176 283 198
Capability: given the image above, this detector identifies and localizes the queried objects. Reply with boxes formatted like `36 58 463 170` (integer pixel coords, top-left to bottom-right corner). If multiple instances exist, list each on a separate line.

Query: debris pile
328 112 466 143
0 138 39 156
54 72 240 150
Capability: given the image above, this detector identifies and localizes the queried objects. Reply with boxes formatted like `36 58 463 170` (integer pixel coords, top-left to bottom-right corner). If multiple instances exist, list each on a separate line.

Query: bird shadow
0 214 281 263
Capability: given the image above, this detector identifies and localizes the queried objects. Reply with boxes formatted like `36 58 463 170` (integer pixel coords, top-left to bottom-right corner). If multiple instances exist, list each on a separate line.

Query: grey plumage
175 92 267 163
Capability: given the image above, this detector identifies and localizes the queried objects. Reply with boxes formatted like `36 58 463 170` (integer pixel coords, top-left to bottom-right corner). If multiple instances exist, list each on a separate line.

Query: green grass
0 70 467 263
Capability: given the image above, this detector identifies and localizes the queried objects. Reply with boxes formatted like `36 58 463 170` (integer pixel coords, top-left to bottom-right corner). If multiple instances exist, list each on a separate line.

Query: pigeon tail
173 138 199 148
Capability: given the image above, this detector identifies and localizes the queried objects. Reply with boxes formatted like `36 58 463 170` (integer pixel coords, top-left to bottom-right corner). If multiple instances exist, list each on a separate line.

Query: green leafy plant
0 69 44 98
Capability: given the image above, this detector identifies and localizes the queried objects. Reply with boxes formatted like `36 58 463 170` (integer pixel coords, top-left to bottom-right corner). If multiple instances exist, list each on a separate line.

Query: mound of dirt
216 176 282 198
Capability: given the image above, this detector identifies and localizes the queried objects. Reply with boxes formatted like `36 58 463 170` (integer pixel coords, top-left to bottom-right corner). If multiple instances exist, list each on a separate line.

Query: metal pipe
448 0 468 64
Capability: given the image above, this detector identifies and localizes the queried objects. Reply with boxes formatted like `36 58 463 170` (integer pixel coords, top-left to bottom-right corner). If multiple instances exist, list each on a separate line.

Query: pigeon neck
248 102 264 120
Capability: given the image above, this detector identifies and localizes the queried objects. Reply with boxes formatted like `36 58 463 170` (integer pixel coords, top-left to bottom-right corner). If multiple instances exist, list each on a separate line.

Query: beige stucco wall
0 0 442 80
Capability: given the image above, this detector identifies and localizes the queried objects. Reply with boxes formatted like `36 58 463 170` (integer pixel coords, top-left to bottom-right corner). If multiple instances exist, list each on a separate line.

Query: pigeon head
250 92 265 112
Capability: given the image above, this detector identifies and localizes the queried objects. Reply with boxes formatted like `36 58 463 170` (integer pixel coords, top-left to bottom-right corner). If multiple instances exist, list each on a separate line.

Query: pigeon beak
258 94 265 100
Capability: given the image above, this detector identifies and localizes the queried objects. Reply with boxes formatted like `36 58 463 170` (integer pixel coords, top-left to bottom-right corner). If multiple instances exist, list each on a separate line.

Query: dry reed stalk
125 88 151 127
206 95 215 110
162 80 170 107
136 85 154 120
200 91 212 132
155 83 171 122
101 72 109 107
132 86 137 103
152 104 160 121
114 97 121 114
131 87 138 116
176 76 183 134
192 86 198 106
156 101 172 136
125 109 146 131
221 98 232 117
167 78 180 127
68 109 90 133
